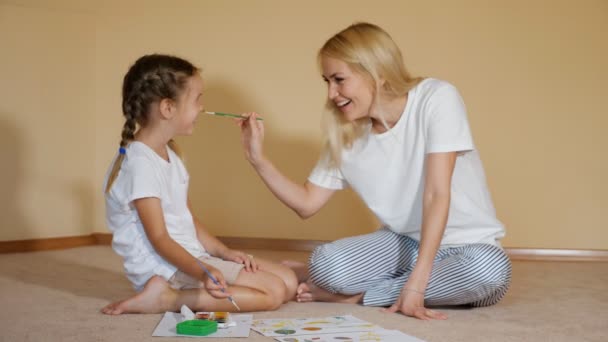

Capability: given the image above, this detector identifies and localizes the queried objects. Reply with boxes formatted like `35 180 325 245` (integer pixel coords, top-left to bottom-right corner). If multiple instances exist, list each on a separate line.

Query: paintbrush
205 111 264 121
195 259 241 311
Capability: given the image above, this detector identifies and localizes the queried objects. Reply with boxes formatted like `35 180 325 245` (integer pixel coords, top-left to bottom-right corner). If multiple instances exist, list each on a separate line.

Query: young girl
102 54 297 315
238 23 512 320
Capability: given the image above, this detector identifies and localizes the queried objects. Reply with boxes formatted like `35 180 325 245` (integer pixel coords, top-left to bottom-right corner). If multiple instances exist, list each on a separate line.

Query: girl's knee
281 269 298 302
266 279 287 310
261 260 298 302
269 266 298 302
256 274 289 309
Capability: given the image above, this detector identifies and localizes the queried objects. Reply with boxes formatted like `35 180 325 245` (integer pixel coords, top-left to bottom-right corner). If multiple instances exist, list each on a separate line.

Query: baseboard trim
0 235 97 254
91 232 112 245
2 234 607 262
505 248 608 262
217 236 326 252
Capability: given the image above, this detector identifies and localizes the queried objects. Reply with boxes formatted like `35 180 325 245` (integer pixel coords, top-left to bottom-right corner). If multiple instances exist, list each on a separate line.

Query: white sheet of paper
272 328 425 342
251 315 424 342
152 312 252 338
251 315 378 336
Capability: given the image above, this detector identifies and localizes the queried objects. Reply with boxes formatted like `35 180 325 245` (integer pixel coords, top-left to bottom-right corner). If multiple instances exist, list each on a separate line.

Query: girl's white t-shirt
309 78 505 247
103 142 208 291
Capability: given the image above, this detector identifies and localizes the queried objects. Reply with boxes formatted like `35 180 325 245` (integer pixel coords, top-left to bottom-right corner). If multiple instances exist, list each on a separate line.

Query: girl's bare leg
254 257 298 301
101 276 178 315
281 260 309 283
102 264 295 315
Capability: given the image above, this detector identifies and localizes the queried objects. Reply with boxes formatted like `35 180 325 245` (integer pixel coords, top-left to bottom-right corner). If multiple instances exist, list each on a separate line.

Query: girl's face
321 56 374 122
174 74 204 136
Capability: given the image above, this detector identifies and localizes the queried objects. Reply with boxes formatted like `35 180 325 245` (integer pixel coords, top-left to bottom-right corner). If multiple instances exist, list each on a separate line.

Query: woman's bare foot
296 281 363 304
101 276 177 315
281 260 309 283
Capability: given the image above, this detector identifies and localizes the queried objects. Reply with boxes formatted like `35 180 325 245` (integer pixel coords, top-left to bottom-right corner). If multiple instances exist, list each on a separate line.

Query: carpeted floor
0 246 606 341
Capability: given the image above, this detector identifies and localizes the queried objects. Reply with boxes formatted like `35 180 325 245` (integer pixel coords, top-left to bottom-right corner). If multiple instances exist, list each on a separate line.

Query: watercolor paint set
195 311 236 328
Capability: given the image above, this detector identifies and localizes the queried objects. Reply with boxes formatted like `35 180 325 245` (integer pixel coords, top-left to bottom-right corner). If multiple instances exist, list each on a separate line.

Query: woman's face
321 56 375 122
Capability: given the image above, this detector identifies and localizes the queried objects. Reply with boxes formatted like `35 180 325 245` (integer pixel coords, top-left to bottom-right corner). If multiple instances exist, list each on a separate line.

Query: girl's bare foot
281 260 309 283
101 276 176 315
296 281 363 304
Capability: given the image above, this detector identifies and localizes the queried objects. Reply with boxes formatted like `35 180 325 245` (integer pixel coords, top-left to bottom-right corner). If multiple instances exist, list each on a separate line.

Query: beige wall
1 0 606 249
1 3 96 240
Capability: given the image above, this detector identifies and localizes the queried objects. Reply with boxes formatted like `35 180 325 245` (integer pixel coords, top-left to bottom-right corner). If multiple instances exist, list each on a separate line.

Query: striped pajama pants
308 228 512 307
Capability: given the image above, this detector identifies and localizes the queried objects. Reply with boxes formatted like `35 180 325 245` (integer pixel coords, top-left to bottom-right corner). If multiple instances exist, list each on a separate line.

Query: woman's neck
370 93 408 133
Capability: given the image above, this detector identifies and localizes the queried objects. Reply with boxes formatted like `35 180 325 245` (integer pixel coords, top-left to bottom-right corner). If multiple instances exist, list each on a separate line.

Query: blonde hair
105 54 198 193
319 22 424 167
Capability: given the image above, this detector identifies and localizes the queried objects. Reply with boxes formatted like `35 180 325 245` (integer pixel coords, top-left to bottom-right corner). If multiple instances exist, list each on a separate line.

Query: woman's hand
236 112 265 166
221 249 259 272
384 286 447 320
201 264 231 299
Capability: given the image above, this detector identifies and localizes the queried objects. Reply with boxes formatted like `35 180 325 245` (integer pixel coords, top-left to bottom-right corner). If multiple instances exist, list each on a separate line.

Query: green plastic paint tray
176 319 218 336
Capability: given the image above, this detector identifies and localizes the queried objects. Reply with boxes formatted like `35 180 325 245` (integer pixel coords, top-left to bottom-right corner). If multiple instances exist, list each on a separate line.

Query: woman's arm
253 160 335 219
386 151 456 320
238 113 336 218
408 151 455 293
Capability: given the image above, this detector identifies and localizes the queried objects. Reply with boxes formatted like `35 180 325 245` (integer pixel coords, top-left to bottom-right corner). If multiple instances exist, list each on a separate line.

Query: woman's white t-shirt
309 78 505 247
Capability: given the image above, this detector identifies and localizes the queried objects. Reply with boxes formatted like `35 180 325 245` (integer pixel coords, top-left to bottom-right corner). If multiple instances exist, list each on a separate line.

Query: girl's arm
134 197 229 298
238 113 336 218
187 199 257 272
385 151 456 320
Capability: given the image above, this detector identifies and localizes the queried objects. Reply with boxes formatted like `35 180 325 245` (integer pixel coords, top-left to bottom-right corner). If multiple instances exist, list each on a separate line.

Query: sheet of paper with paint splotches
251 315 425 341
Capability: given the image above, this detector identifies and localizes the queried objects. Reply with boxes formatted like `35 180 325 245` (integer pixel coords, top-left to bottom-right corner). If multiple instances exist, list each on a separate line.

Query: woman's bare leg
296 281 363 304
279 258 362 304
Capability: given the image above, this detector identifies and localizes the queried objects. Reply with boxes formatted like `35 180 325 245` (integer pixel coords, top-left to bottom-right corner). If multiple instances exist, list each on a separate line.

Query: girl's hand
236 112 265 166
222 249 259 272
201 264 231 299
383 286 447 320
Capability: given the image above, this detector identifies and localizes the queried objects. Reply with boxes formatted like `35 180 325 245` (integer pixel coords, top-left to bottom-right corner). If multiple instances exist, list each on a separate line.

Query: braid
120 112 136 147
105 54 198 193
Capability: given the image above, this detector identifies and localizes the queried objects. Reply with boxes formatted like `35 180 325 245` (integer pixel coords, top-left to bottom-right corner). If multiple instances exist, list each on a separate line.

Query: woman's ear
378 77 386 88
159 98 175 119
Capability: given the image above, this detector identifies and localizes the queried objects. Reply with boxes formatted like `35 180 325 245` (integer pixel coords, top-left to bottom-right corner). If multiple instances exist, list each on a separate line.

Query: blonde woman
238 22 511 320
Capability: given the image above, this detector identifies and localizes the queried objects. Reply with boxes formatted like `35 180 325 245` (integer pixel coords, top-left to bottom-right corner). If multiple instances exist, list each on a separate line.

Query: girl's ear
159 98 175 119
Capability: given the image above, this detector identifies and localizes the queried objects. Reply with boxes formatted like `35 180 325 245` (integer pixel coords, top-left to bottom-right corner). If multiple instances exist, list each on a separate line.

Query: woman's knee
308 244 356 290
308 244 339 282
462 246 512 287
